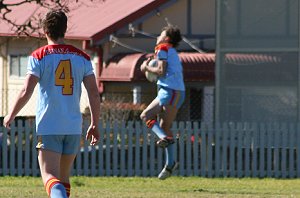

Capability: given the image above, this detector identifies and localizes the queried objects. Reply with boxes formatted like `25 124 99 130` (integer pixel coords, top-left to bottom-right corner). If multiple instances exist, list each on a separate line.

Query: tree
0 0 105 36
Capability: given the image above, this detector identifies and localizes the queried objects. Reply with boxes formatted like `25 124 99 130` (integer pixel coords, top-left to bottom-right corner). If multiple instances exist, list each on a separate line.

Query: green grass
0 176 300 198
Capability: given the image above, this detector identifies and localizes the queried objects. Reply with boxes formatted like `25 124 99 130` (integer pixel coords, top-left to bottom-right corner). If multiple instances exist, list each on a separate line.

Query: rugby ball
145 59 158 82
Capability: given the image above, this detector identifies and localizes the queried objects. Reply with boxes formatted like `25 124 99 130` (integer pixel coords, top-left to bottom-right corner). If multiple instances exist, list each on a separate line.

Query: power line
164 18 205 53
129 24 157 39
110 35 148 53
129 21 205 53
182 36 205 53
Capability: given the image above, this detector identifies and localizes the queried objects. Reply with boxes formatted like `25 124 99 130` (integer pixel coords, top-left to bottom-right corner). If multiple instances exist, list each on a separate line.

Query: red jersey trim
31 44 91 61
154 43 173 54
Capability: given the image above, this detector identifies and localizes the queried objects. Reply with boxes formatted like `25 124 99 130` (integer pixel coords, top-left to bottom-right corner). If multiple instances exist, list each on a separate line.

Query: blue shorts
36 135 81 155
156 86 185 109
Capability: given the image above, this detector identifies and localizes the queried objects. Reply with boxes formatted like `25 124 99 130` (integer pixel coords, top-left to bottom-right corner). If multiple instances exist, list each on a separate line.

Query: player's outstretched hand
86 124 100 146
3 114 14 130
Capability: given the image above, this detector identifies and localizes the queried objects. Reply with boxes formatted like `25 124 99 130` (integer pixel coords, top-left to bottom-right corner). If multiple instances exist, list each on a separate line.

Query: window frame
9 54 28 78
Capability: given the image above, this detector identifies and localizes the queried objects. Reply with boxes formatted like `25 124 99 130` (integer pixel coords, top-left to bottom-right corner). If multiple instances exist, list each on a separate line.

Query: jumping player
3 10 100 197
140 26 185 180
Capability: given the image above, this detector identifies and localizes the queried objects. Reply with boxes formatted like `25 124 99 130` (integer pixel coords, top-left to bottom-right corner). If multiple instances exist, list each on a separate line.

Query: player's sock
45 177 67 198
165 143 174 167
146 119 166 139
62 182 71 197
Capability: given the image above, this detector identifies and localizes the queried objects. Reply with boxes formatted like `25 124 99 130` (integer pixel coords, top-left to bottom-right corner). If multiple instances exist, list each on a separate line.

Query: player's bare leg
60 154 76 183
158 104 179 180
140 98 167 139
157 104 178 146
38 149 67 197
161 105 178 135
60 154 77 197
140 98 162 120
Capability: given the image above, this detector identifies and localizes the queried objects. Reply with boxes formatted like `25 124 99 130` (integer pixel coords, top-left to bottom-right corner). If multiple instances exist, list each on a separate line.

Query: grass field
0 176 300 198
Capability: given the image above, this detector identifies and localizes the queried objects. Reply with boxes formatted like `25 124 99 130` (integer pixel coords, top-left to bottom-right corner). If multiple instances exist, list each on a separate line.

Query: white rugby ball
145 59 158 82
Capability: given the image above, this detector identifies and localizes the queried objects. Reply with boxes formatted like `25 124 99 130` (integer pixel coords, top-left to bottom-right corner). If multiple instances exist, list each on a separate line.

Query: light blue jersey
155 43 185 91
27 44 94 135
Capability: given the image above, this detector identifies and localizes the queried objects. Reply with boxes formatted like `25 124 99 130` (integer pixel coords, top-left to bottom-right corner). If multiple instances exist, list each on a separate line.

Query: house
0 0 216 122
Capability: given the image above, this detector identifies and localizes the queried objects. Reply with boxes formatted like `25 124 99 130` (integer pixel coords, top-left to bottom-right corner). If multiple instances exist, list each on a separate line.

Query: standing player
140 26 185 180
3 10 100 198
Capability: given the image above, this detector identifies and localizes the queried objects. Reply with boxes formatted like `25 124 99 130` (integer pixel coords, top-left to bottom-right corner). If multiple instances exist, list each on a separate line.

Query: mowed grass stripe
0 176 300 198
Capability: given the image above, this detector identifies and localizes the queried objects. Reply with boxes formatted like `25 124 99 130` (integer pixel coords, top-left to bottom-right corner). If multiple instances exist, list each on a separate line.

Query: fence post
207 123 213 178
2 127 8 176
193 122 200 176
149 130 155 176
289 123 296 178
214 123 221 177
229 122 236 177
120 121 126 177
83 119 90 176
127 121 133 176
266 123 273 178
98 120 104 176
222 123 228 177
10 121 16 176
237 123 243 178
186 121 192 176
171 122 178 176
142 123 148 177
200 122 207 177
297 124 300 177
105 122 111 176
252 123 258 178
17 120 23 176
281 123 288 178
259 123 266 178
178 121 185 176
135 121 141 176
24 121 31 176
274 123 280 178
112 121 119 176
244 123 251 177
31 123 38 176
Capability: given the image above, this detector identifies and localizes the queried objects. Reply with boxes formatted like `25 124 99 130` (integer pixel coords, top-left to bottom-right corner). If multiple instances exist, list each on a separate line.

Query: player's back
28 44 94 135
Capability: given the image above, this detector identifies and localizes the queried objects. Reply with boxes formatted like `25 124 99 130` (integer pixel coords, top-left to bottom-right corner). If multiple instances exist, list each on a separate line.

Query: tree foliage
0 0 105 35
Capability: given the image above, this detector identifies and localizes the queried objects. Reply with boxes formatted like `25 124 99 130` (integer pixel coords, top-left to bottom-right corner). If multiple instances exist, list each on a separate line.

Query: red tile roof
180 52 215 82
225 53 281 64
0 0 170 42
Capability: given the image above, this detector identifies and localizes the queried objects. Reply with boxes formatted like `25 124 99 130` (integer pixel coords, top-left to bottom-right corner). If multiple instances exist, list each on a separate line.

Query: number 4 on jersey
55 60 73 95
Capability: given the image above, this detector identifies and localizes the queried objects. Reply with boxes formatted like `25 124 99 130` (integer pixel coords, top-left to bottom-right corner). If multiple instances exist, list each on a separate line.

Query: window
10 55 28 77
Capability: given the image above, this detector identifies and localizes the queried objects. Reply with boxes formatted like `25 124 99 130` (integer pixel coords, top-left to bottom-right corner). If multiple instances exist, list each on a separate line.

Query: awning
100 53 146 82
99 52 215 82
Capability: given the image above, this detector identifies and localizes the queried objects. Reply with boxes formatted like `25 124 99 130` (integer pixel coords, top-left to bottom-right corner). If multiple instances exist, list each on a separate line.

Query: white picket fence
1 120 300 178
